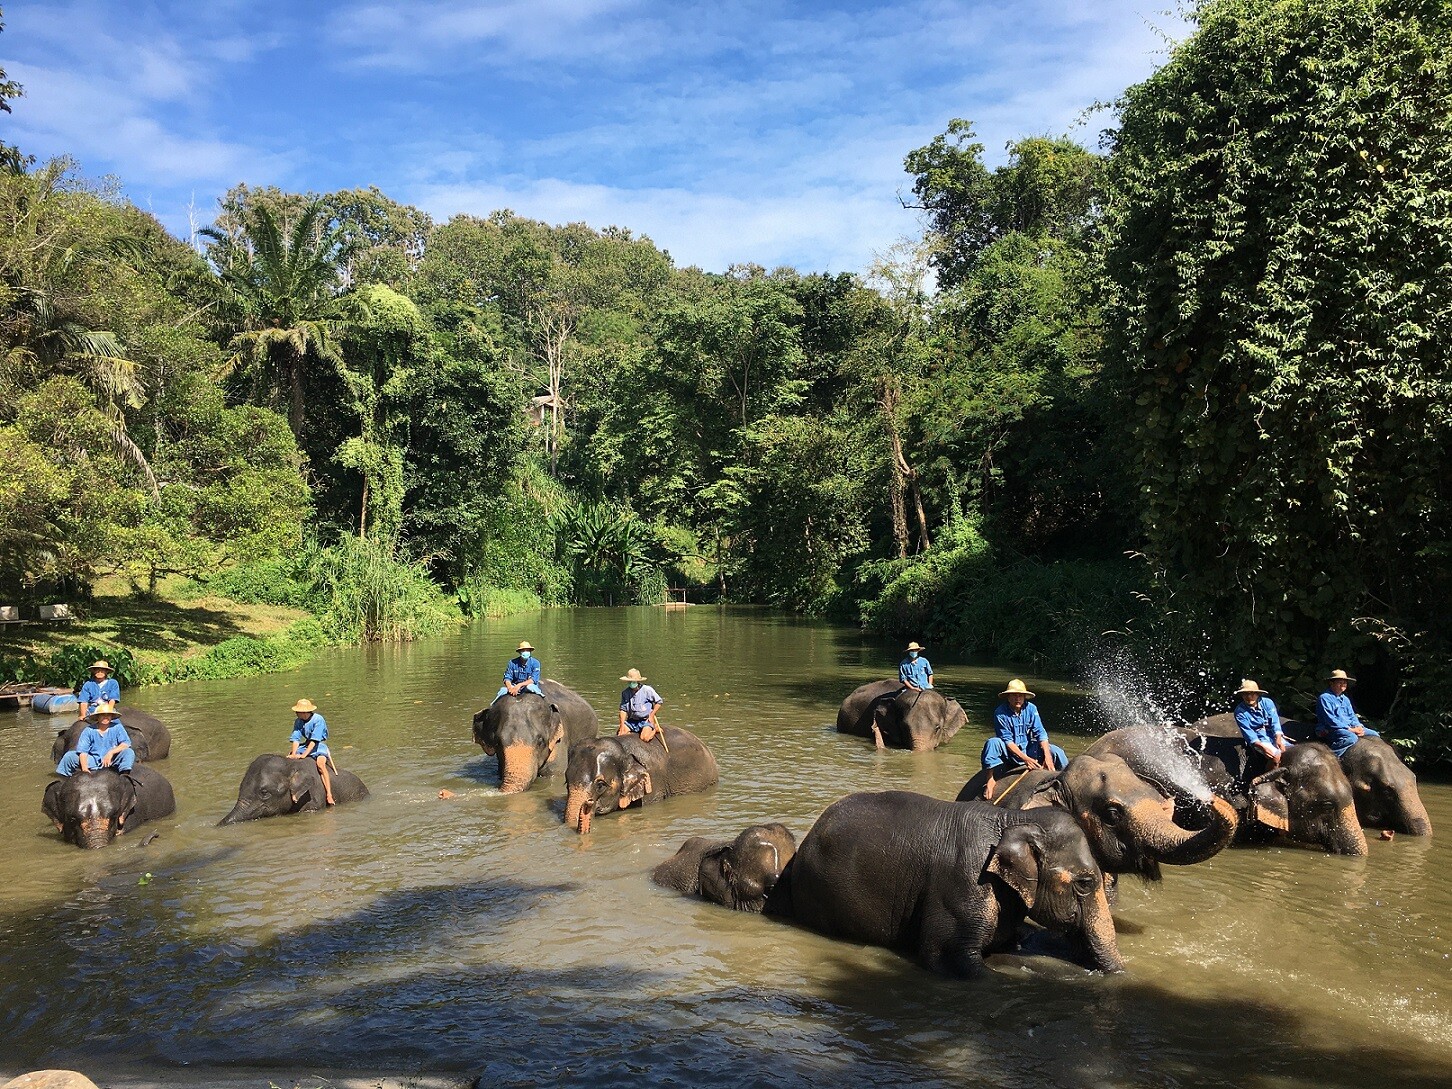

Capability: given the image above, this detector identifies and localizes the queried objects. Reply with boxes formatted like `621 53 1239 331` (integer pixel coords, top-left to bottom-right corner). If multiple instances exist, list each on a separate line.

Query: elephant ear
1250 768 1291 832
984 824 1043 910
116 775 139 828
1022 777 1068 811
619 754 653 805
697 845 735 906
287 764 315 808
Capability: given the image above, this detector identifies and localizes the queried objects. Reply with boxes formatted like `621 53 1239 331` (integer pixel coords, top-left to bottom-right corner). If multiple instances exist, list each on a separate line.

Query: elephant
651 823 797 912
218 754 369 824
1173 715 1366 855
1281 721 1432 836
472 680 599 793
563 726 719 834
50 706 171 764
956 742 1239 881
764 791 1124 977
42 766 175 849
835 679 967 751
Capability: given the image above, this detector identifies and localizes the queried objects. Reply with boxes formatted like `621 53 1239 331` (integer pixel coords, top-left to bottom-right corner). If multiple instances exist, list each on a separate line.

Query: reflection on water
0 607 1448 1087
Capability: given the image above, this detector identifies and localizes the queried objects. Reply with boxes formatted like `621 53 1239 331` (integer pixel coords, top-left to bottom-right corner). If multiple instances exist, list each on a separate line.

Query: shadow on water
1 859 1447 1088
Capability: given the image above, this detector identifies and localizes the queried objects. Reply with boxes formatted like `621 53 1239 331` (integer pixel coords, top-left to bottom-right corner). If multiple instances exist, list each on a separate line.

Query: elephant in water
836 680 967 751
957 739 1239 882
765 791 1124 977
1175 714 1366 855
472 680 599 793
563 726 719 834
43 766 175 849
51 707 171 764
652 823 797 912
219 754 369 824
1281 721 1431 836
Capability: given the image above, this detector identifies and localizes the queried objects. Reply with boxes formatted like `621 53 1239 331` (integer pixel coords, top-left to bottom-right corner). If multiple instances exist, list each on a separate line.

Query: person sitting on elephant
618 668 662 743
1315 669 1380 758
1233 679 1291 771
287 698 335 806
77 659 121 719
495 641 543 702
56 702 134 776
981 679 1066 801
898 642 933 692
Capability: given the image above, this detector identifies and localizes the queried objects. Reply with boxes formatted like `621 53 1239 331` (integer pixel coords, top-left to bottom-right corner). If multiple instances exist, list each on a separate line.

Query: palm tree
202 200 344 437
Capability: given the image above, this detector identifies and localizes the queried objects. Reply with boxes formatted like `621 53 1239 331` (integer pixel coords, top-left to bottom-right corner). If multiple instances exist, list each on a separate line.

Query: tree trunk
879 379 912 558
287 350 306 437
359 477 370 539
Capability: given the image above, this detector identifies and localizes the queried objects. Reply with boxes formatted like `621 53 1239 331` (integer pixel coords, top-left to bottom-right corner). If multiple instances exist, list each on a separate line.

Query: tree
1100 0 1452 748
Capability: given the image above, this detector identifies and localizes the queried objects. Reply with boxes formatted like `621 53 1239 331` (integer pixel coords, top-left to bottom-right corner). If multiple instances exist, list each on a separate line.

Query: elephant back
657 726 720 796
50 706 170 764
836 679 901 736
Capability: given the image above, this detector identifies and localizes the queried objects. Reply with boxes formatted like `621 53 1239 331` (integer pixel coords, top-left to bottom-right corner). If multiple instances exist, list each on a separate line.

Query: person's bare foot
438 789 456 800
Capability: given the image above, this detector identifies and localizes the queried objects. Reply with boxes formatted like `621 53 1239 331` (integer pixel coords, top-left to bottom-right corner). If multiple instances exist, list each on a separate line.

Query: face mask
629 682 639 690
909 651 919 659
520 651 531 660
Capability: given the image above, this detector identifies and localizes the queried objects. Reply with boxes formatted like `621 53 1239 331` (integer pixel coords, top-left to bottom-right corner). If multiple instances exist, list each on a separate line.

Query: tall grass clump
457 581 542 619
304 535 461 642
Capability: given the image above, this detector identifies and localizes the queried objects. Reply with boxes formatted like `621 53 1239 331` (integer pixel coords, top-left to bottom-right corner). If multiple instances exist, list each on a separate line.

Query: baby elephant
563 726 719 834
768 791 1124 978
219 754 369 824
652 823 797 912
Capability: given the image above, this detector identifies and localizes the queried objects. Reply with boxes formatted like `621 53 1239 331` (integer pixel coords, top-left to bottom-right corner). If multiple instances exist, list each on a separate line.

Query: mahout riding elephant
563 726 718 834
764 791 1124 977
1281 721 1431 835
956 743 1238 881
50 706 171 764
652 823 797 911
472 679 599 793
42 766 175 849
835 680 967 751
218 754 369 824
1158 715 1366 855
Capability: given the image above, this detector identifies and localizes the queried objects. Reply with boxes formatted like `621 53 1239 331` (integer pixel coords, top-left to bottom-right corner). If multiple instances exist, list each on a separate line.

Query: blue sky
0 0 1186 273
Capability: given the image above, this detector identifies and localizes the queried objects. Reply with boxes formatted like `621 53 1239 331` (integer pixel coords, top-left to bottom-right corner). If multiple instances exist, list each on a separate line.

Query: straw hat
1234 679 1269 697
999 679 1036 699
89 660 113 674
905 641 926 653
291 698 318 715
517 641 534 652
620 668 647 683
1325 669 1356 684
85 700 120 723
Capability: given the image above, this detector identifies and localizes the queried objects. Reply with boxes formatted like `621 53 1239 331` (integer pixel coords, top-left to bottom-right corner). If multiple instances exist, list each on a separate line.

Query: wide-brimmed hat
620 668 647 683
999 679 1036 699
517 641 534 652
85 700 120 722
89 660 113 674
291 698 318 714
905 641 926 652
1235 679 1269 697
1325 669 1356 684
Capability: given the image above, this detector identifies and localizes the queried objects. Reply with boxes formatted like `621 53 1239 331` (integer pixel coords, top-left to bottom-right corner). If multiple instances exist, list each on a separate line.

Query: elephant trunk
1326 803 1369 856
1138 794 1239 866
218 802 250 825
499 743 537 794
77 817 115 849
565 786 592 834
1081 884 1125 973
1397 793 1433 837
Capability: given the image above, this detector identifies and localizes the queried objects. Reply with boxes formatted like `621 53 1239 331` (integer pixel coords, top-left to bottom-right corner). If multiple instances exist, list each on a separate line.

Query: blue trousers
56 749 135 776
981 737 1067 773
1323 727 1381 758
623 719 653 734
494 683 543 702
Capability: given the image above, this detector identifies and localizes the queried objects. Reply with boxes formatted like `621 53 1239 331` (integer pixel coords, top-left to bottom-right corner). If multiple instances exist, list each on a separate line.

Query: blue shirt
74 723 132 766
1316 691 1362 743
620 684 662 721
289 712 328 751
993 702 1047 748
898 655 933 689
1234 698 1282 748
79 678 120 706
503 656 542 686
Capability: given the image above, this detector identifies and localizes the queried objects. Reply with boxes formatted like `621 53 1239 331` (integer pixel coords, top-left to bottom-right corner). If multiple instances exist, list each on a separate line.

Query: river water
0 607 1447 1087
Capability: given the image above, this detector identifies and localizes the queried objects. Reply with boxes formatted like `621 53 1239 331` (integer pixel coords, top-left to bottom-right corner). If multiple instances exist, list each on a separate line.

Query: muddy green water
0 608 1448 1088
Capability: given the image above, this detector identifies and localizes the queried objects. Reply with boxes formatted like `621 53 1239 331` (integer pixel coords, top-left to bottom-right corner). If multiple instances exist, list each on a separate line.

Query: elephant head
1249 743 1367 855
564 739 652 835
42 770 138 849
219 754 324 825
886 688 968 751
1341 737 1432 836
1022 752 1238 878
984 810 1124 973
652 823 797 912
473 692 566 794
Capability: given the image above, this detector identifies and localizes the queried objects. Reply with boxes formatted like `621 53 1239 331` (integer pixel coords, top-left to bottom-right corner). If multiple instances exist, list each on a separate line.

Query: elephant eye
595 776 608 788
1103 803 1126 826
1073 874 1099 896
